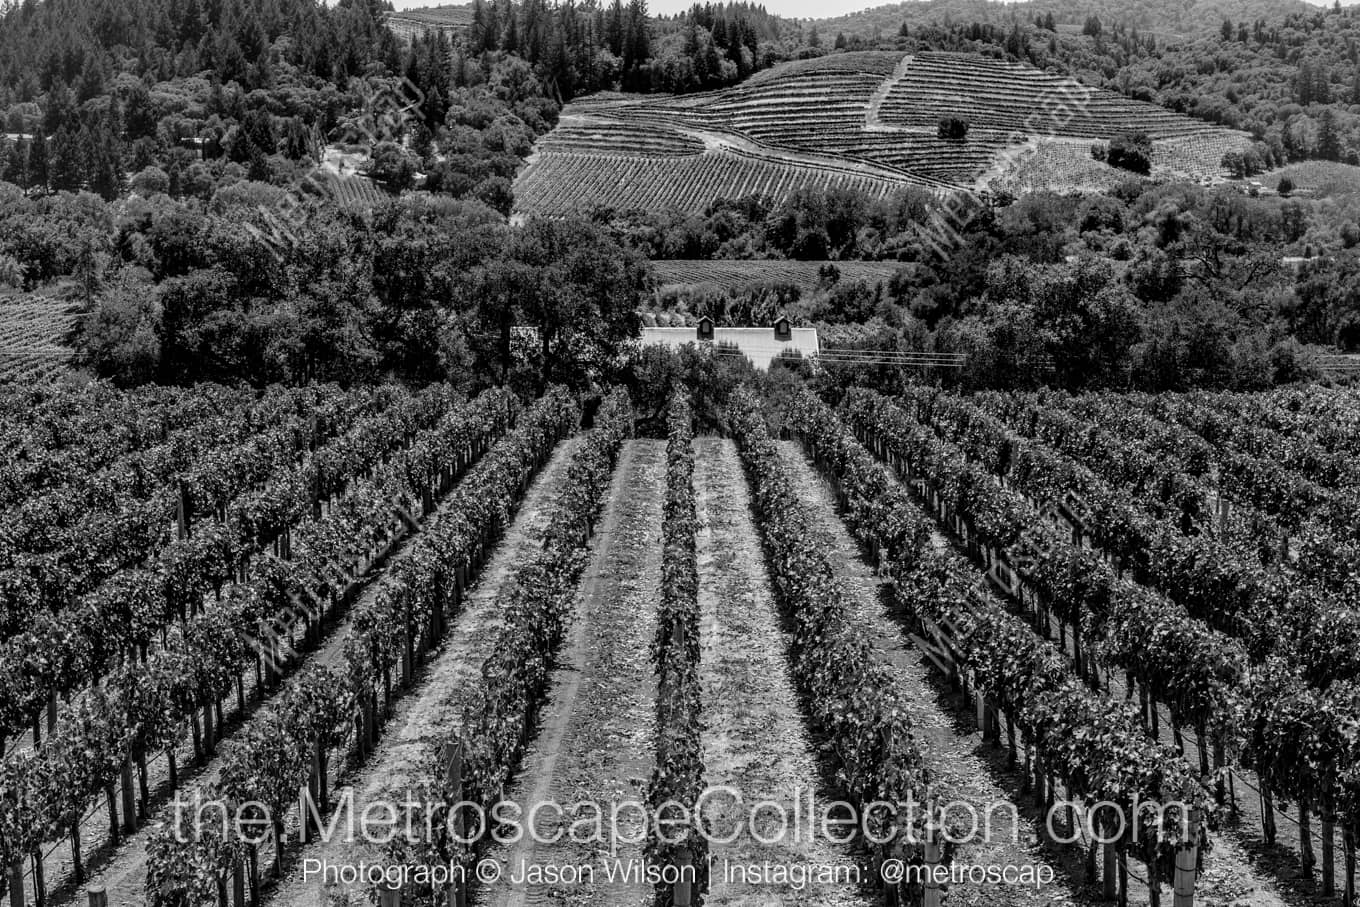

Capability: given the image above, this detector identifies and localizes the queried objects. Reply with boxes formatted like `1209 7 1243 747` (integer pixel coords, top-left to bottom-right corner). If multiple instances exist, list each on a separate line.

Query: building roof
640 326 820 371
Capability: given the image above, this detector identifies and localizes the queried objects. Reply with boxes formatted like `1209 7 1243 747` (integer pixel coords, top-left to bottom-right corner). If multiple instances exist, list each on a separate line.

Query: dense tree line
597 176 1360 390
0 181 649 391
0 0 399 197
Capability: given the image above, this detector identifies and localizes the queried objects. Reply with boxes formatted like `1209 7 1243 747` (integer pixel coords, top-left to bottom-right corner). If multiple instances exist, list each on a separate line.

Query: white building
639 316 820 371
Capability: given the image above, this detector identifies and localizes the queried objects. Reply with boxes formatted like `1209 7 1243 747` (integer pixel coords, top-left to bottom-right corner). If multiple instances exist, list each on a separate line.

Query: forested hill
0 0 397 95
817 0 1360 170
814 0 1317 38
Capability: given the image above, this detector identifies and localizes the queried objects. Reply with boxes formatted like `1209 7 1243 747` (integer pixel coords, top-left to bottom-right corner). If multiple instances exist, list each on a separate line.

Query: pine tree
503 3 520 54
470 0 488 54
48 127 83 192
1320 108 1341 160
27 132 47 189
606 0 624 56
77 57 105 103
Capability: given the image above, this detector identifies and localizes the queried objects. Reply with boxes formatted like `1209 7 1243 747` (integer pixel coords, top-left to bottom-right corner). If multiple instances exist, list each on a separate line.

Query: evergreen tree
606 0 623 56
27 132 47 189
1320 108 1341 160
48 126 83 191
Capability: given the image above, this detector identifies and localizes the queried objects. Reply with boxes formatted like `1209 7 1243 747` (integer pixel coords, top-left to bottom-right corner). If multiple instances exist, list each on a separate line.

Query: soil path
479 439 665 907
260 436 584 907
691 437 867 907
775 440 1089 907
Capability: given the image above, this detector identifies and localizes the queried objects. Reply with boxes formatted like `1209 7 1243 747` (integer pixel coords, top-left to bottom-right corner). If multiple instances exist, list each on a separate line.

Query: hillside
386 4 475 41
514 49 1250 216
810 0 1360 169
813 0 1316 39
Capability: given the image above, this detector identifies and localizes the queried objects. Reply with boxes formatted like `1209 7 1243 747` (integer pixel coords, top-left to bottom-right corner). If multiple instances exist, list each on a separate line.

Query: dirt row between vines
261 436 584 907
45 448 503 907
692 437 867 907
837 428 1296 907
479 438 665 907
773 439 1091 907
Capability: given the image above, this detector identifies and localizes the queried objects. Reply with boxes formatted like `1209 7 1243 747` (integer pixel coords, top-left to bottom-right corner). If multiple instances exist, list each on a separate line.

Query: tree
473 218 647 390
365 142 418 192
74 278 162 385
27 133 48 190
1319 109 1341 161
131 166 172 197
0 254 24 289
1107 132 1153 174
938 116 970 141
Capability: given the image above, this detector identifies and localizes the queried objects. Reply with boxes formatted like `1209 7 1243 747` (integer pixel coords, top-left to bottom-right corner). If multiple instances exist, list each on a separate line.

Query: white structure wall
639 327 820 371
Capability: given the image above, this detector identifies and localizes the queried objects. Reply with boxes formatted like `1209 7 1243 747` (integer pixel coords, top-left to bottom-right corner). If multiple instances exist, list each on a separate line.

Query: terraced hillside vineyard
513 50 1251 216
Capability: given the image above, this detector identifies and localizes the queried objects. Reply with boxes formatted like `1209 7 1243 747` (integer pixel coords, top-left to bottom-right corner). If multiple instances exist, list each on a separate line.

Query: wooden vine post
8 860 23 907
922 821 944 907
1323 812 1337 896
231 856 246 907
672 847 694 907
1172 809 1201 907
121 757 137 834
442 739 467 907
378 881 402 906
86 886 108 907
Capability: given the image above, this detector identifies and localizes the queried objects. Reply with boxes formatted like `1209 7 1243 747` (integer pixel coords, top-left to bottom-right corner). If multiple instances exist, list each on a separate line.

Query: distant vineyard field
651 259 906 294
514 50 1252 217
514 146 932 218
1257 161 1360 198
0 293 78 384
385 5 473 42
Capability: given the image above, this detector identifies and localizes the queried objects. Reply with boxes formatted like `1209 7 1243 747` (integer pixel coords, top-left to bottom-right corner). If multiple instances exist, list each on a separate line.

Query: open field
1256 160 1360 198
514 51 1251 216
650 259 906 294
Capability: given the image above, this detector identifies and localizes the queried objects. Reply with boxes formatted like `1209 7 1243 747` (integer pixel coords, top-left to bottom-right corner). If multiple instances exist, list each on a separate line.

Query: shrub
1107 133 1153 175
130 166 171 197
0 253 23 289
938 116 970 141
